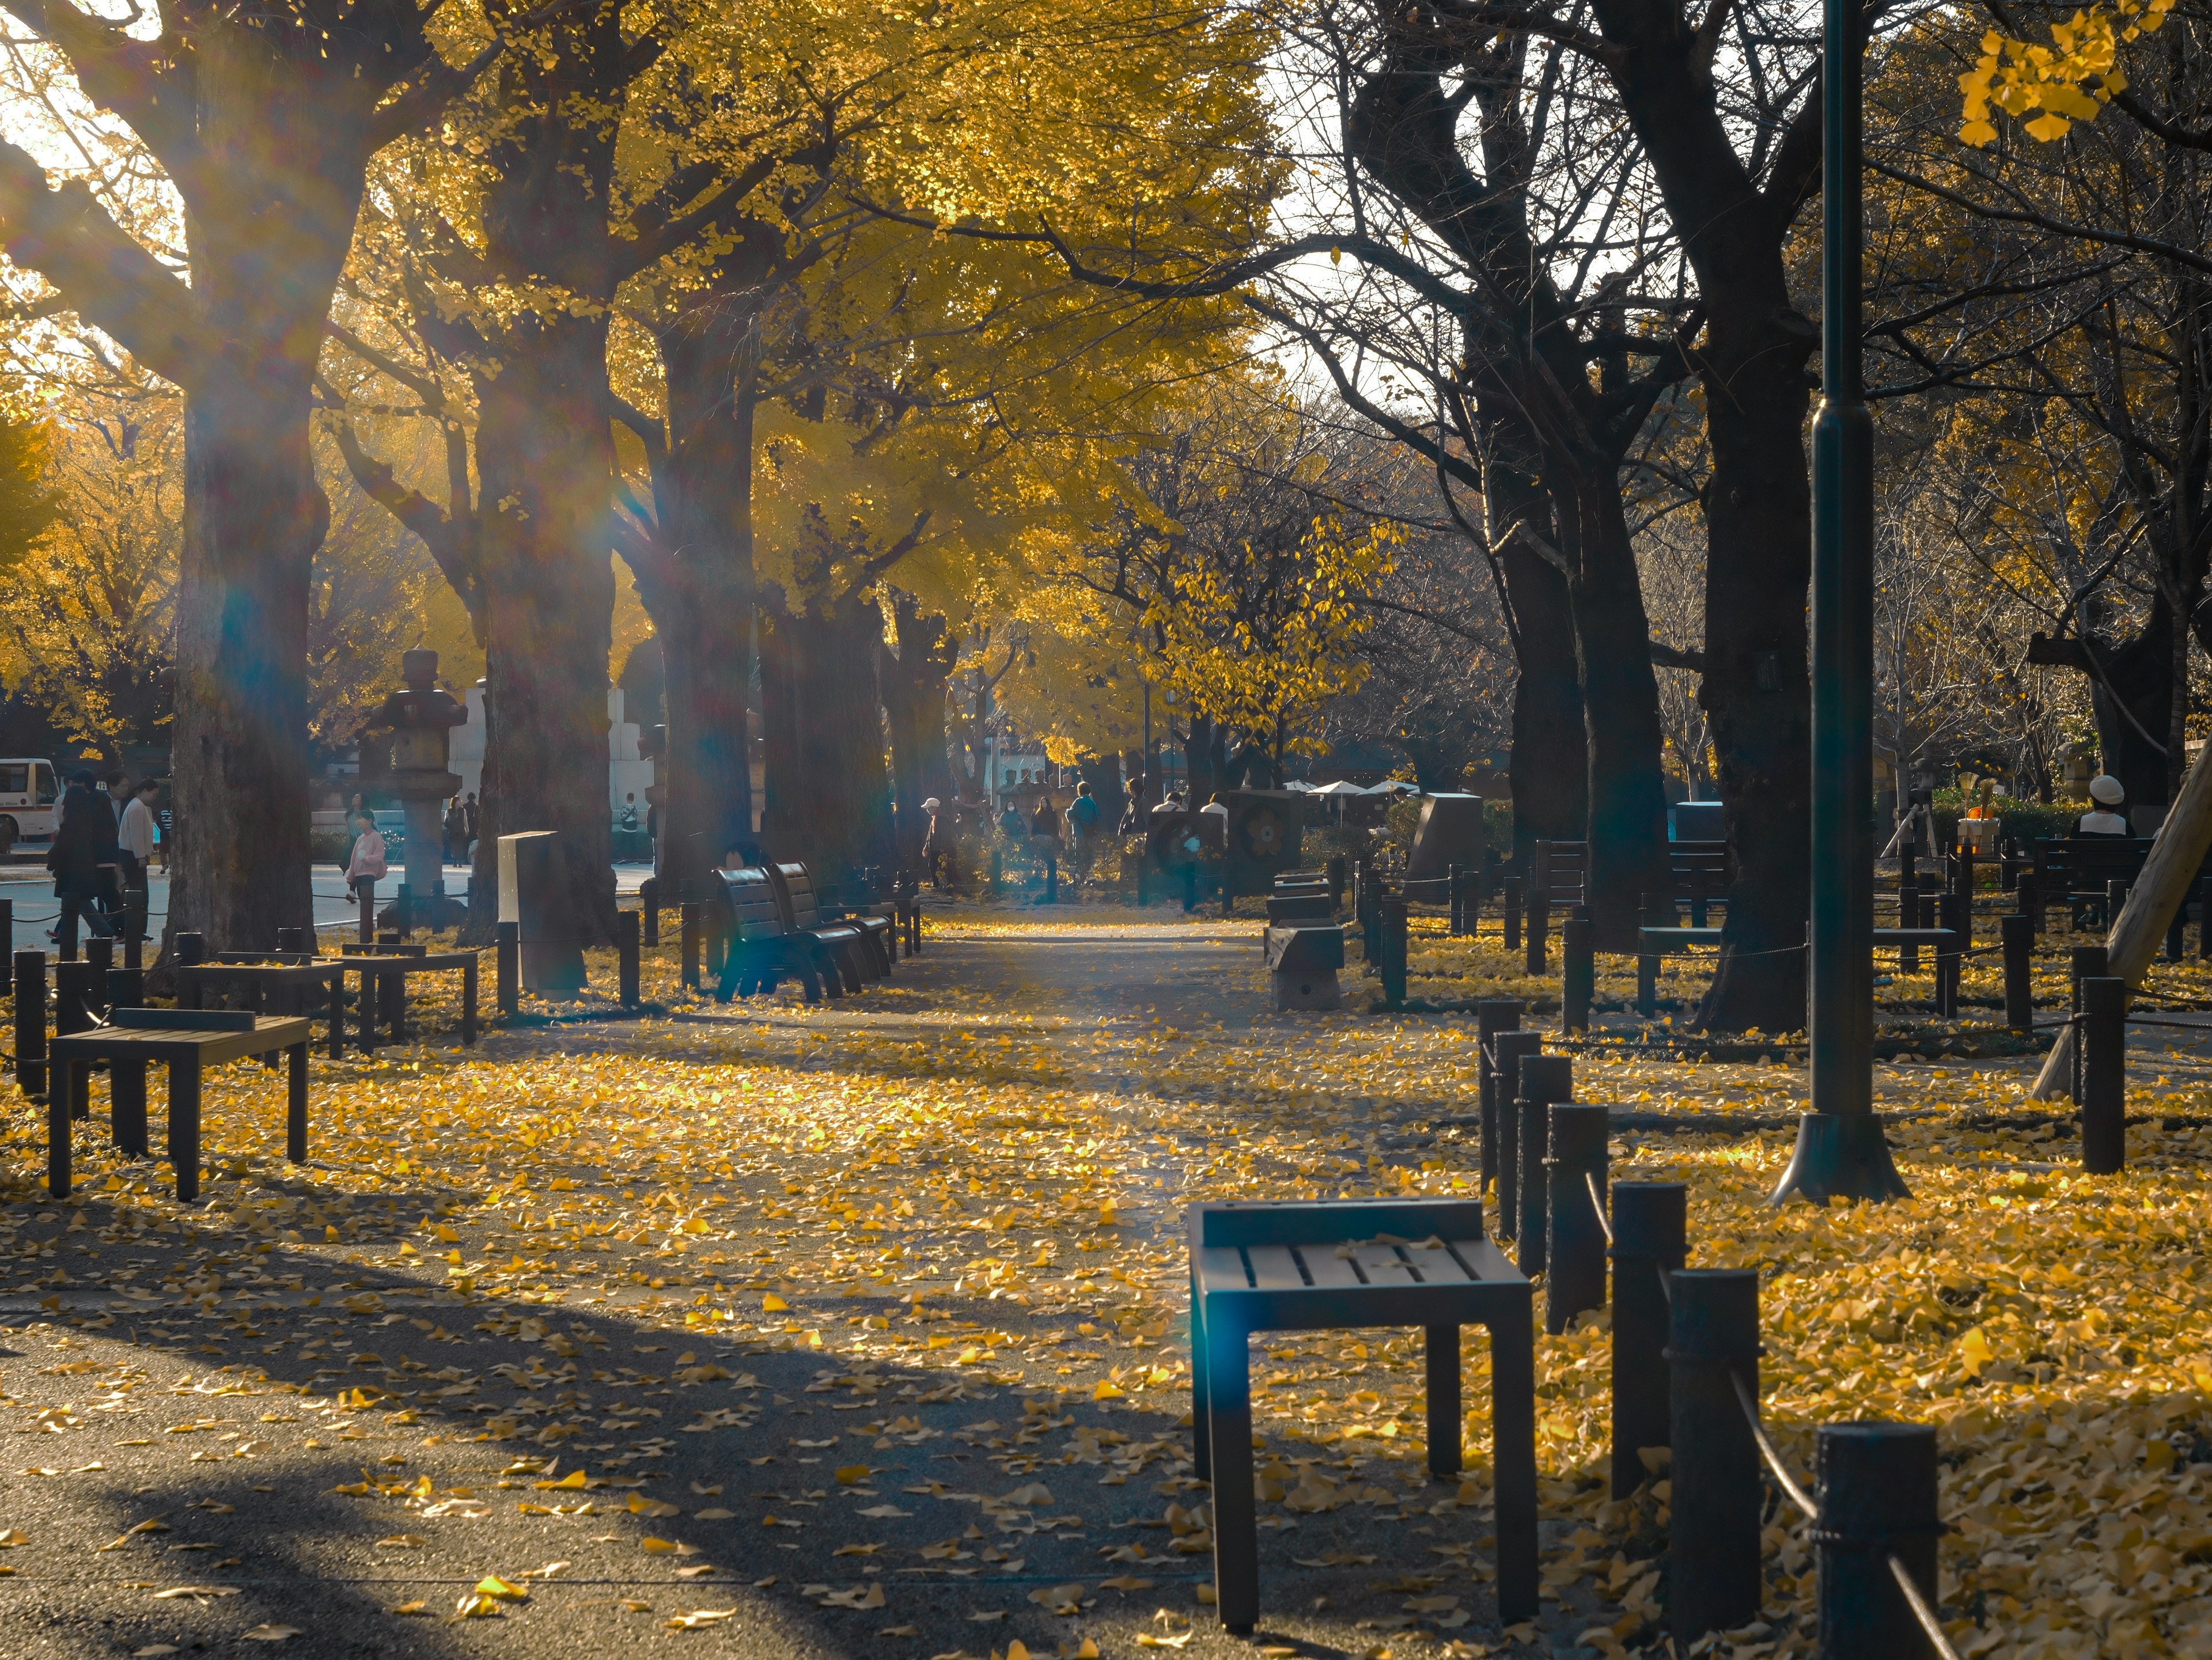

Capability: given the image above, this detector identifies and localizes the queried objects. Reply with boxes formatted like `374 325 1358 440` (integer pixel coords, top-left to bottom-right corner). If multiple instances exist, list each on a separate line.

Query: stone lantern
368 650 467 927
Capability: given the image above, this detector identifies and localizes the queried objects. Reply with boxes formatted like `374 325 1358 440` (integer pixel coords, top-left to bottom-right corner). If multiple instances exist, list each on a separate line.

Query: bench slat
1243 1245 1308 1292
1295 1247 1364 1290
1350 1244 1426 1284
1194 1245 1251 1293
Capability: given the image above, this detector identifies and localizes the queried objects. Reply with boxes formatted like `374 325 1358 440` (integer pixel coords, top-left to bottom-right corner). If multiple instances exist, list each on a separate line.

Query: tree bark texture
2028 617 2174 810
756 582 897 885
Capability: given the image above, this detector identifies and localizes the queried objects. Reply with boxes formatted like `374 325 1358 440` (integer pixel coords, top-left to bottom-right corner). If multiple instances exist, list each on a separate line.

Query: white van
0 759 59 852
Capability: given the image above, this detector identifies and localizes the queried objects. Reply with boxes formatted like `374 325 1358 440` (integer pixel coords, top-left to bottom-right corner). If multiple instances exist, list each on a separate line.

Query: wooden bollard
1609 1183 1685 1499
496 920 519 1018
1514 1053 1572 1275
2080 976 2127 1173
1474 999 1522 1197
1524 890 1548 976
1544 1103 1609 1333
357 875 376 945
1489 1032 1544 1238
679 901 702 990
1380 898 1408 1009
1815 1424 1943 1659
1501 874 1523 952
617 909 641 1010
1635 892 1670 1020
84 934 112 1009
175 931 206 1010
394 881 412 939
2107 878 2130 934
1561 914 1594 1033
13 949 46 1100
2069 943 2107 1104
106 965 144 1010
640 876 660 948
2001 912 2032 1033
1446 863 1465 936
1897 862 1920 973
1935 891 1965 1018
276 926 309 954
1668 1269 1763 1645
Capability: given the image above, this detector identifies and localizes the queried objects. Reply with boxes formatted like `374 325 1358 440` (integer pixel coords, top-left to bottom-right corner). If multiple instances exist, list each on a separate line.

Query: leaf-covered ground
0 903 2203 1659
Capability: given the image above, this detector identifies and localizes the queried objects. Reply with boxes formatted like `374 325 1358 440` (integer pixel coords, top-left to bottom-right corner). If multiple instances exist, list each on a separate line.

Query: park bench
335 943 481 1049
2021 837 2160 931
789 862 897 973
769 862 887 988
1532 839 1733 920
177 954 349 1059
1187 1197 1536 1632
48 1008 313 1203
709 866 827 1003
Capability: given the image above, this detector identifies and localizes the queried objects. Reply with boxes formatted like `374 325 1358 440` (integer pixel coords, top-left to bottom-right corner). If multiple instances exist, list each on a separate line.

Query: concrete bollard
1815 1424 1943 1659
1380 898 1409 1009
1561 915 1594 1033
617 910 641 1010
2001 912 2033 1033
2080 976 2127 1173
1475 999 1522 1197
495 920 519 1018
1515 1053 1573 1277
680 901 702 991
641 877 661 947
13 949 45 1100
1489 1032 1544 1238
1609 1183 1685 1499
1544 1103 1609 1333
1668 1269 1764 1646
1501 874 1523 953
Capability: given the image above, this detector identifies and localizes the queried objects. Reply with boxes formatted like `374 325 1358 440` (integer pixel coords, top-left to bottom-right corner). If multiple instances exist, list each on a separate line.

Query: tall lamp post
1772 0 1909 1203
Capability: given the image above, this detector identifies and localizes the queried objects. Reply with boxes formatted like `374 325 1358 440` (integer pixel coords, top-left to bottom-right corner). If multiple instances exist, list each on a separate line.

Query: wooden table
178 956 349 1059
338 946 480 1050
48 1009 313 1202
1187 1197 1536 1632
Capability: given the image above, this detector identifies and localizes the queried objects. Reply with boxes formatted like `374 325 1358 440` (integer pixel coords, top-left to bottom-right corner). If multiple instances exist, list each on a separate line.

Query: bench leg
113 1058 148 1158
69 1051 91 1121
462 960 478 1045
1488 1303 1539 1624
287 1041 308 1163
1424 1324 1461 1476
327 971 346 1060
46 1067 71 1197
169 1058 202 1203
1203 1319 1258 1632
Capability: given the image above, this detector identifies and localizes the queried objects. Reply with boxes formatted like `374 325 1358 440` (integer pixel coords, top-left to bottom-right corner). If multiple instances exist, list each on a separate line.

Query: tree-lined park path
0 909 2207 1657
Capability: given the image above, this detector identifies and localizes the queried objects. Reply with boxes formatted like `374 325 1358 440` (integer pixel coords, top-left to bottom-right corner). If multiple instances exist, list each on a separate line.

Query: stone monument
499 831 586 996
366 650 467 928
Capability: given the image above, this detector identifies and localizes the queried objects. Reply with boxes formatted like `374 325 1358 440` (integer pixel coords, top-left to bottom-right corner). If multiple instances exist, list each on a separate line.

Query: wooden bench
1187 1197 1536 1632
1535 839 1733 919
334 945 480 1050
2023 837 2154 931
176 956 349 1059
769 863 883 991
710 866 827 1003
49 1009 313 1202
783 862 896 976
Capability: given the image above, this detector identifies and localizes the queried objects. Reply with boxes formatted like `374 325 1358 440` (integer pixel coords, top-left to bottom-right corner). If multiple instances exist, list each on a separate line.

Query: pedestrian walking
117 778 157 890
47 770 115 941
346 810 388 911
442 797 468 865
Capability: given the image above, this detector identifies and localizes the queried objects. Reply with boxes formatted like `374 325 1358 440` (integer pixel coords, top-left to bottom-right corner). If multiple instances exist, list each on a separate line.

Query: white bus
0 759 60 854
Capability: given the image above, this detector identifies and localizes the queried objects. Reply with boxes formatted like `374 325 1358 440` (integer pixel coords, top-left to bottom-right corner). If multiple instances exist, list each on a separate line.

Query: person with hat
2079 774 2130 836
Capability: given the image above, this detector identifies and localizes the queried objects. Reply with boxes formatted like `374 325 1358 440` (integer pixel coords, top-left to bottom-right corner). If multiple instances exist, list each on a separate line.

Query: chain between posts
1585 1173 1613 1248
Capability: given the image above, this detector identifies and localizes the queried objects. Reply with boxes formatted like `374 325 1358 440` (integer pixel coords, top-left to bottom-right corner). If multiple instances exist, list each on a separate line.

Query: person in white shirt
116 779 158 885
2078 774 2130 836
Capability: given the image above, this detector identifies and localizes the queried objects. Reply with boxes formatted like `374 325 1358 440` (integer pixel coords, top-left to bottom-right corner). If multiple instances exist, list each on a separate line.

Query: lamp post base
1766 1112 1911 1206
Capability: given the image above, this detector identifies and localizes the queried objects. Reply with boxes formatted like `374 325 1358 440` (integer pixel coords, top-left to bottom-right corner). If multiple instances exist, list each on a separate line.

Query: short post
1668 1269 1763 1646
1897 861 1919 973
1380 897 1409 1010
617 909 641 1010
2000 841 2023 894
1635 892 1669 1020
1181 862 1198 914
276 926 309 954
1544 1102 1608 1333
679 901 702 991
1524 890 1548 976
13 949 46 1100
357 874 375 945
1814 1424 1943 1660
2001 912 2032 1034
1501 873 1524 953
106 965 144 1011
1609 1183 1685 1499
1474 998 1522 1196
1135 848 1148 908
175 930 206 1014
641 876 661 947
2069 943 2107 1104
1447 863 1465 936
1046 854 1059 906
1956 840 1975 898
1515 1053 1573 1278
1561 914 1594 1033
394 881 412 939
2080 975 2127 1173
495 920 519 1018
2107 877 2130 933
2168 895 2188 962
1935 891 1964 1018
1325 854 1346 911
84 934 111 999
56 895 77 961
1489 1031 1544 1237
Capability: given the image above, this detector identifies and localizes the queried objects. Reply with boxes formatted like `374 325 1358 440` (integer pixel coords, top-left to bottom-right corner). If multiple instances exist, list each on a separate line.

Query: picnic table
48 1009 312 1202
1187 1197 1536 1631
336 944 481 1049
177 954 349 1059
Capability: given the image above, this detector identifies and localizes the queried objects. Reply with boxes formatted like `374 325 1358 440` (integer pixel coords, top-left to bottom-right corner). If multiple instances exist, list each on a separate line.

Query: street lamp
1775 0 1908 1203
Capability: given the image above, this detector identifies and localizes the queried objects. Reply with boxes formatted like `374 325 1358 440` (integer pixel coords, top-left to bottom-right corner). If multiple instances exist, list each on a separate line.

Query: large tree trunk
641 298 760 895
1586 0 1821 1031
882 593 959 872
757 590 896 884
2028 616 2174 811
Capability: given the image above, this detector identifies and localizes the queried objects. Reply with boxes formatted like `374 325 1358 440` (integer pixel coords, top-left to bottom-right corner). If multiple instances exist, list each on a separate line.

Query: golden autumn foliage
1959 0 2175 144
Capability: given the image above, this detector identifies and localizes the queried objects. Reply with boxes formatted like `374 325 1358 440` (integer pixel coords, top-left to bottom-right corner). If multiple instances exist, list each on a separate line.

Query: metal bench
48 1009 313 1202
1187 1197 1537 1632
769 862 882 990
710 866 825 1003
